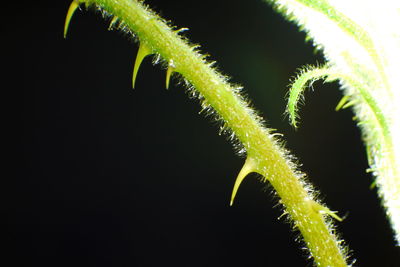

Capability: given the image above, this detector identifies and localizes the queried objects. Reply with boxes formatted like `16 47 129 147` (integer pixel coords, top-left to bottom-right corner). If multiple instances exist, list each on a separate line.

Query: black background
6 0 399 266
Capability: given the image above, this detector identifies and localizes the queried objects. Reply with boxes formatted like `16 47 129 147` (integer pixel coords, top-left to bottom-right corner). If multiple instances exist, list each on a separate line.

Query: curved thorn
342 100 357 109
322 208 343 222
166 59 175 89
311 201 343 222
108 16 119 30
335 95 350 111
230 157 256 206
175 27 189 34
64 1 80 39
132 43 152 88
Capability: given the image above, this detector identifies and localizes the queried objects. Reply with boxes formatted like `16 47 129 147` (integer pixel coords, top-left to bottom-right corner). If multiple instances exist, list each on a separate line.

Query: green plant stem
66 0 349 265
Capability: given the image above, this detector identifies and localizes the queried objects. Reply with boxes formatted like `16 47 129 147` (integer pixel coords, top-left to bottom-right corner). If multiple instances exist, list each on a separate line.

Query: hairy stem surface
65 0 349 265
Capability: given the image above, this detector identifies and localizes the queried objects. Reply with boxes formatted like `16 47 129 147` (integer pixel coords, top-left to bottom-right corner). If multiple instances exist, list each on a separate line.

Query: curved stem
65 0 349 265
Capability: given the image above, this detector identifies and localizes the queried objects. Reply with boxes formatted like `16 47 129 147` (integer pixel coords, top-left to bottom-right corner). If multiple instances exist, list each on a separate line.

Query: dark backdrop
6 0 399 266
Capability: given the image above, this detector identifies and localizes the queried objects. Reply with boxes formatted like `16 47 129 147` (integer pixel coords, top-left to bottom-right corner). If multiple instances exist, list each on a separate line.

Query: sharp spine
175 27 189 34
342 100 357 109
311 201 343 222
108 16 119 30
64 0 80 38
166 59 176 89
132 42 153 88
335 95 350 111
230 157 257 206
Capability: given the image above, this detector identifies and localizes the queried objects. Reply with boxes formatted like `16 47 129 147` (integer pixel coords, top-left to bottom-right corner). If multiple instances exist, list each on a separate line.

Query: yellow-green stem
65 0 349 265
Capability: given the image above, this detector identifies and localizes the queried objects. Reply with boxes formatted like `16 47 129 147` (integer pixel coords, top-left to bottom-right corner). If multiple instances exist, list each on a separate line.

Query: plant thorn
132 42 152 88
335 95 350 111
108 16 119 30
312 201 343 222
166 59 175 89
230 157 256 206
175 27 189 34
64 0 80 39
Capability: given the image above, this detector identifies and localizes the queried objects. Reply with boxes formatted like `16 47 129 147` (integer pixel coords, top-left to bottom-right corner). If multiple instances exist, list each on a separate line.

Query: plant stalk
65 0 349 265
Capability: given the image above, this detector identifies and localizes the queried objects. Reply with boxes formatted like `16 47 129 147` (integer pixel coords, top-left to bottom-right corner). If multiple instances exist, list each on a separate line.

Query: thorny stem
65 0 349 266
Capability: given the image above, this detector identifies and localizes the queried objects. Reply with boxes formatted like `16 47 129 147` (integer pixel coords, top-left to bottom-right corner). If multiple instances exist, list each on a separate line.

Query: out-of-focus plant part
266 0 400 245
